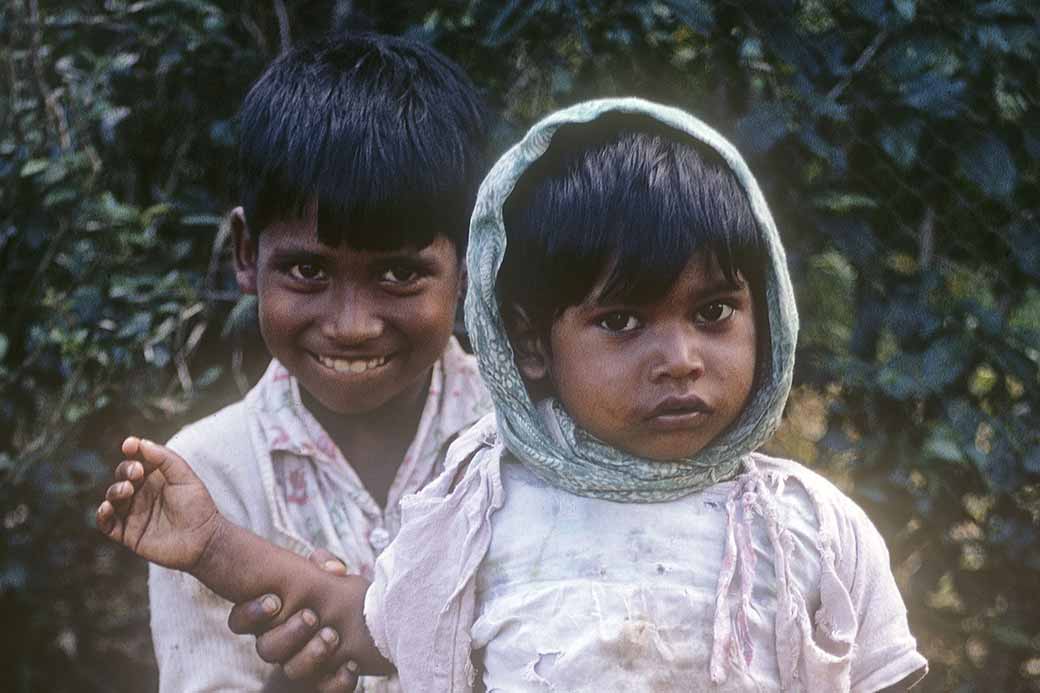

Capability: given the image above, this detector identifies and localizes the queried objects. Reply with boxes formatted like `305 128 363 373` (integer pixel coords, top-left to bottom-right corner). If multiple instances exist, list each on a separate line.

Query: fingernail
261 595 280 614
324 560 346 573
320 627 338 644
301 609 317 627
346 660 359 673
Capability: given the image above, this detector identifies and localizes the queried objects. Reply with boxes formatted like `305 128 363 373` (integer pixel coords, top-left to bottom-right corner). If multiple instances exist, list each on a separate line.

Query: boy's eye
380 265 420 284
598 312 641 332
289 263 327 281
697 302 735 323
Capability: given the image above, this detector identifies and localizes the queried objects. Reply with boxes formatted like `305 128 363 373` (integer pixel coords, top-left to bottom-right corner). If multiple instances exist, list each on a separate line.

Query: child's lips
645 395 713 429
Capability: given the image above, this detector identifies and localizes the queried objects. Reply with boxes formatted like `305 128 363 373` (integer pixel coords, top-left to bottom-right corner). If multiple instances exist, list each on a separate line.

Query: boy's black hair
237 32 489 255
498 114 768 340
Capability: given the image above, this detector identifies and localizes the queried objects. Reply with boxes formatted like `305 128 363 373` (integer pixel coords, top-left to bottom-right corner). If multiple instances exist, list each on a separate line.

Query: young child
98 98 928 692
134 32 492 692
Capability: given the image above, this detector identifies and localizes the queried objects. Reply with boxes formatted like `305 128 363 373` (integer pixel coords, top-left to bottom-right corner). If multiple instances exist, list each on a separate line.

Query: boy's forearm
191 515 393 675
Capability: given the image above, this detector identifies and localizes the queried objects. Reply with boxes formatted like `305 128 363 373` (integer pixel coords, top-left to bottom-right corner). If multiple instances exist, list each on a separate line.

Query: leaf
736 102 790 154
813 192 878 212
180 214 222 227
892 0 916 21
958 134 1018 200
901 73 966 116
924 426 966 463
851 0 887 24
821 218 881 265
20 159 50 177
1024 446 1040 475
878 336 971 399
975 0 1020 17
878 119 924 168
221 294 258 338
976 25 1011 53
0 333 7 361
116 311 152 339
1004 221 1040 279
662 0 716 35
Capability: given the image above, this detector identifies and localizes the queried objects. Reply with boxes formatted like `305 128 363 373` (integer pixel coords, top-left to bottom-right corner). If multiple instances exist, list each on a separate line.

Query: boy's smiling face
234 210 462 417
519 252 757 461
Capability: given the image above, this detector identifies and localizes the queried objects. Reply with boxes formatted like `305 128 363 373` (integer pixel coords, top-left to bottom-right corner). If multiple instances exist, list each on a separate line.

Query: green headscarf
464 97 799 502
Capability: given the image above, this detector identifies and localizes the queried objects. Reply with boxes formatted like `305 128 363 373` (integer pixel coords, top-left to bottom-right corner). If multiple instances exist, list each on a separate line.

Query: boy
139 32 491 692
100 99 927 691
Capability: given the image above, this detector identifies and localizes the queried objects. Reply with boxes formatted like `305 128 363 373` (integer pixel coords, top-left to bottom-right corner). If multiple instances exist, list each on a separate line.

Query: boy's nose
650 326 705 381
321 294 383 344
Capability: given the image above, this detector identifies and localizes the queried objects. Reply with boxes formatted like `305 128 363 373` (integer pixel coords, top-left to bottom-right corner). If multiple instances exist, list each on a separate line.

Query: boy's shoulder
166 398 257 482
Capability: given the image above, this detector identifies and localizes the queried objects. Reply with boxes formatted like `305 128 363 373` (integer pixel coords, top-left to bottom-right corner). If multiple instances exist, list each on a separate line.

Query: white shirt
148 337 490 692
471 457 926 692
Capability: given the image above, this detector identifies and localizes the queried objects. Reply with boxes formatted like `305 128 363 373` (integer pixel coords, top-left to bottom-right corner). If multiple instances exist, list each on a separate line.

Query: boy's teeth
318 355 387 373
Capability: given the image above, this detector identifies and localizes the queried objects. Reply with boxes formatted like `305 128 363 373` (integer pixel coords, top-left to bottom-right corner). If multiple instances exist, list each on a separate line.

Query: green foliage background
2 1 1038 690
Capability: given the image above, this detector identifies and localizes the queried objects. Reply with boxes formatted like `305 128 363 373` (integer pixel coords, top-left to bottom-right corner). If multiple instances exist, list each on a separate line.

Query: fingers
280 626 341 682
314 660 361 693
227 594 282 635
121 436 199 486
309 548 349 576
114 459 145 485
253 608 322 664
95 500 121 538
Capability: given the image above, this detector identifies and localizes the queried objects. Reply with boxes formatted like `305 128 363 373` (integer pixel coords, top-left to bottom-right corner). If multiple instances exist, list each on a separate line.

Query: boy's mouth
313 353 391 374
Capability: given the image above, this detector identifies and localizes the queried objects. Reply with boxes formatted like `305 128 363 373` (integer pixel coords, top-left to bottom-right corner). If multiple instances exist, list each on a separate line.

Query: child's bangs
498 116 765 330
593 192 758 308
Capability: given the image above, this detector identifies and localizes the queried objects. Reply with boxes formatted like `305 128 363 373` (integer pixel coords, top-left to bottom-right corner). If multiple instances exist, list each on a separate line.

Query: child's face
234 210 462 417
532 253 757 461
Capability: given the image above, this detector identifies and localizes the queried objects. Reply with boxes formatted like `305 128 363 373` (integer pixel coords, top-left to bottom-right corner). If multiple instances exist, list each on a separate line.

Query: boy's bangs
238 34 487 253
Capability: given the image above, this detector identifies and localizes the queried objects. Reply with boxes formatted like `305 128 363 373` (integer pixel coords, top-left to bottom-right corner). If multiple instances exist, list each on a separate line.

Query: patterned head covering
464 97 799 501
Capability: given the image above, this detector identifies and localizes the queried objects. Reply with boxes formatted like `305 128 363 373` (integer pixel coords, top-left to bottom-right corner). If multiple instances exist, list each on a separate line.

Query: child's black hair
237 32 489 256
498 114 768 343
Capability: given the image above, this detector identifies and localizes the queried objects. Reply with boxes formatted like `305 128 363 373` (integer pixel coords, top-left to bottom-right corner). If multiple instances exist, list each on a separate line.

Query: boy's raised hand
96 436 225 572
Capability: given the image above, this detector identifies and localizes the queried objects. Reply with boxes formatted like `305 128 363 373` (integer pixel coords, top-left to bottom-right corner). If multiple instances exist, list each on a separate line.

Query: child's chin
617 435 712 462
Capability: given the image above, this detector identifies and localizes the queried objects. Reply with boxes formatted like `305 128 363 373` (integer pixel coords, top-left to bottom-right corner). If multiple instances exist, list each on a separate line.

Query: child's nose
321 292 383 344
650 325 705 381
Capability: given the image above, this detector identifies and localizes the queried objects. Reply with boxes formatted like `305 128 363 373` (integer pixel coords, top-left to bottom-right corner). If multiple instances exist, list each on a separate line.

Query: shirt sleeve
835 498 928 692
149 564 275 692
149 425 276 693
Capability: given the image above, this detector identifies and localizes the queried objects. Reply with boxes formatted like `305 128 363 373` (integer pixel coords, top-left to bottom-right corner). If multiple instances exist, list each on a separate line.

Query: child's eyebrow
592 276 747 307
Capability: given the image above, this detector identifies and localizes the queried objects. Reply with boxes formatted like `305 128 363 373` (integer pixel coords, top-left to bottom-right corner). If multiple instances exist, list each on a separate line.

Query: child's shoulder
750 452 882 544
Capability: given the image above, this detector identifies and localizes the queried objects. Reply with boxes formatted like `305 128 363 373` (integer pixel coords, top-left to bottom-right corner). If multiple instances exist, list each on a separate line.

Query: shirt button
368 527 390 553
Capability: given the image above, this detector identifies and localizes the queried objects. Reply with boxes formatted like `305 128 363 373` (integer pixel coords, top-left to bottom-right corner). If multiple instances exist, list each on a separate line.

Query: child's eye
696 302 735 323
598 312 642 332
289 263 327 282
380 265 421 284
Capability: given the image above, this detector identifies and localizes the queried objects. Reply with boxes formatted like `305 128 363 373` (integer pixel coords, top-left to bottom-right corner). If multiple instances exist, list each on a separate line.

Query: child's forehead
586 249 742 303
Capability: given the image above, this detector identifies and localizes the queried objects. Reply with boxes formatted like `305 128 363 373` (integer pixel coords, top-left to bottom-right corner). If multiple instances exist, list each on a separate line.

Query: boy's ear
230 207 258 295
504 305 550 382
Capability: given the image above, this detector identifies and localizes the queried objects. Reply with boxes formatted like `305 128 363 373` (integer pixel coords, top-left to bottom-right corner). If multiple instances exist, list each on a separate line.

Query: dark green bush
2 1 1038 690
